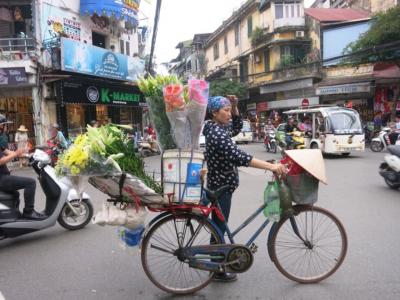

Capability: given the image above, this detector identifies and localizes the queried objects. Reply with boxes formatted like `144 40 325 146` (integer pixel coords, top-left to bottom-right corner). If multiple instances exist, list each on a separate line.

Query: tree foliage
209 79 247 99
344 5 400 61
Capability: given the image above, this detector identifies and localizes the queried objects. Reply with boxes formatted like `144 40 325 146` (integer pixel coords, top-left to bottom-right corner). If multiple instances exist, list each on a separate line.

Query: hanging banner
61 38 145 82
80 0 140 27
60 79 146 107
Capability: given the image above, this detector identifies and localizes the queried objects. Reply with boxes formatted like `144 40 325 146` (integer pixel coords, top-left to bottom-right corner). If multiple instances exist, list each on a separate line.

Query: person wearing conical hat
15 125 29 168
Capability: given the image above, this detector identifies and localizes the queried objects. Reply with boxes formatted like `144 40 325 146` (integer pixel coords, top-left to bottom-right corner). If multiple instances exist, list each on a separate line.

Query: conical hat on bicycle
285 149 327 184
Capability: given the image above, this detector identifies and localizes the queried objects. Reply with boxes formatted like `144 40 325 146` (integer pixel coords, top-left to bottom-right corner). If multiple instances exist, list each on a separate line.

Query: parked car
232 120 252 144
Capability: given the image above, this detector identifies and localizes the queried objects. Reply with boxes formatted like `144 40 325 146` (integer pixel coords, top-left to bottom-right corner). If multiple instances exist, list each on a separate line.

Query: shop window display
96 105 108 125
66 104 85 138
0 96 34 148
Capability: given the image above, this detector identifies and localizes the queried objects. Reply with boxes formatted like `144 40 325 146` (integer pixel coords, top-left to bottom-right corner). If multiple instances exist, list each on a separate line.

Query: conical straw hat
285 149 327 184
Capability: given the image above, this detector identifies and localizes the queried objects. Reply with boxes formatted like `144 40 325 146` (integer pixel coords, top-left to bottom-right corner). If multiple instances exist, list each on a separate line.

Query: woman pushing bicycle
203 95 286 282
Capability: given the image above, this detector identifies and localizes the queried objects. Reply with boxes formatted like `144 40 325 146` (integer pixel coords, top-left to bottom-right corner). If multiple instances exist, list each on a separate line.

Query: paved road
1 145 399 300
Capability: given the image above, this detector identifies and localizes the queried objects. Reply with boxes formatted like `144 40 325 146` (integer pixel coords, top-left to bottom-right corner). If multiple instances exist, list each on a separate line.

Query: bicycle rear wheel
141 213 222 295
269 205 347 283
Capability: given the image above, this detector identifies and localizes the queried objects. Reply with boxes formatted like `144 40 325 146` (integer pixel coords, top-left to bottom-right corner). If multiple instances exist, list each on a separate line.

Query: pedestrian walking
15 125 29 167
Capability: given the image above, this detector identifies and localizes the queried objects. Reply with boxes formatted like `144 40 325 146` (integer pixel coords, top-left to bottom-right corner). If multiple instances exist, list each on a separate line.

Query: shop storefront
316 81 374 123
0 67 35 148
56 78 146 138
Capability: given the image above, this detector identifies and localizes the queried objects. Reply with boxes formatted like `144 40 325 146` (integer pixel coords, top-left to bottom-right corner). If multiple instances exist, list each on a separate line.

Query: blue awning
80 0 140 27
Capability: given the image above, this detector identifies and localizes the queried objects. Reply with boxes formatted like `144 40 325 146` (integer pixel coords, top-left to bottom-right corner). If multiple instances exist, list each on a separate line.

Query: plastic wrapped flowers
55 125 162 194
139 75 209 150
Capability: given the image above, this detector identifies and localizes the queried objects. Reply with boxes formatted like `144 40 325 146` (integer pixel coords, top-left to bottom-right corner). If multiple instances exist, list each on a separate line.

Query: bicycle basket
285 173 319 205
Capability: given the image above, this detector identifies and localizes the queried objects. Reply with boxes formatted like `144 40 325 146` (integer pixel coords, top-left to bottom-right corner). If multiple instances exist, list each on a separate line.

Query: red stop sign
302 98 309 107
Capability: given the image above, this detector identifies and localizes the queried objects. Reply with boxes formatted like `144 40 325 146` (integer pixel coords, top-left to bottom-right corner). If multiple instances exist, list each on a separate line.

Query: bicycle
140 177 348 295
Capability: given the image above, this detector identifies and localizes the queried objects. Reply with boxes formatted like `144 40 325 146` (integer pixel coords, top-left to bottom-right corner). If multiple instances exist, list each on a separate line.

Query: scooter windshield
326 110 363 135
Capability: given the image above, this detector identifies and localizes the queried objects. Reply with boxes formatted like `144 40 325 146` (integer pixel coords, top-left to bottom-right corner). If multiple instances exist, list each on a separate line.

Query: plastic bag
92 202 147 229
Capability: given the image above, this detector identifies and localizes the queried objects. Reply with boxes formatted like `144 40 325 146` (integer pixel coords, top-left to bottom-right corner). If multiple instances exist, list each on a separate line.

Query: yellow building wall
270 46 280 70
205 5 272 76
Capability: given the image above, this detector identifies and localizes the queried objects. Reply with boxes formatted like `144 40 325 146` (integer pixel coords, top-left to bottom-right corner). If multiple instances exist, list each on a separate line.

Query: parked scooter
379 145 400 189
264 130 277 153
370 127 400 152
0 149 93 239
138 136 161 157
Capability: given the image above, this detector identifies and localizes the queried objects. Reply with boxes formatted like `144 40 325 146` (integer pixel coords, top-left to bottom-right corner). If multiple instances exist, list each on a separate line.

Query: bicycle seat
203 185 230 203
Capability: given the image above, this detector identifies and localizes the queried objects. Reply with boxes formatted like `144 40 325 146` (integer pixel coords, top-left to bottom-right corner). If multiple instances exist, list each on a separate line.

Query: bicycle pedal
250 243 258 254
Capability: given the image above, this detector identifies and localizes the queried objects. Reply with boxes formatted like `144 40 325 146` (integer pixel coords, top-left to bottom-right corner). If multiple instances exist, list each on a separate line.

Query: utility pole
147 0 162 75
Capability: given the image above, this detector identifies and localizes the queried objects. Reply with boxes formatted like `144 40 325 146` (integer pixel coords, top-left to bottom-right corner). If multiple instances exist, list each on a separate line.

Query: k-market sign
61 80 146 107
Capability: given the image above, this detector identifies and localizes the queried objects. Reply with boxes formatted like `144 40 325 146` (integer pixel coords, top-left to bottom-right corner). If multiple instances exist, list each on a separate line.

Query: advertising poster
61 38 145 82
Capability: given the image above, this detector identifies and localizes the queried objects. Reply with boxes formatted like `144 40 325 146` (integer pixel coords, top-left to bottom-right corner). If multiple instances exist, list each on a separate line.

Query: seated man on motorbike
285 117 297 147
49 123 69 150
0 114 46 220
264 119 276 151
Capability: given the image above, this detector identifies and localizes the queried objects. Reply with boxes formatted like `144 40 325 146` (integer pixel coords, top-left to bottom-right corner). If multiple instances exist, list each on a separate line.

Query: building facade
0 0 147 145
312 0 400 13
204 0 318 126
306 8 400 124
169 33 211 80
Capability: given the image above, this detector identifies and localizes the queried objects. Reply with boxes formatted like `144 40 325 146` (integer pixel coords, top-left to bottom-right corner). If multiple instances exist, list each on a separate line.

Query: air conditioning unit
295 31 305 38
254 55 261 64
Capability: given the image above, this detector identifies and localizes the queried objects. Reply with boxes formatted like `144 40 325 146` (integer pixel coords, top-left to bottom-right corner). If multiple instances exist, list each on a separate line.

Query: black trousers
0 175 36 212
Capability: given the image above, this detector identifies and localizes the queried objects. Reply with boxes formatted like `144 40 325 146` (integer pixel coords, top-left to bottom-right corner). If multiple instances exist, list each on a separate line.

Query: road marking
0 291 5 300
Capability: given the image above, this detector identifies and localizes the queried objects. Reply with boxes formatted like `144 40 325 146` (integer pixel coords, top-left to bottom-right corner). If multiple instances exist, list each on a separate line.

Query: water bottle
263 181 281 222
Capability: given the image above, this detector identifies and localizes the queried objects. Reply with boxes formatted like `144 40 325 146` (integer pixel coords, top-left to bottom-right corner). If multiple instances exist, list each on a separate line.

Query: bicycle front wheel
141 213 223 295
269 205 348 283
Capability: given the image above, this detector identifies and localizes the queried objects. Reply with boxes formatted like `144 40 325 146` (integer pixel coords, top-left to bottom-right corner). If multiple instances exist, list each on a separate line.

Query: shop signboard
256 102 268 112
41 4 81 43
316 82 371 95
61 38 145 82
247 103 256 110
0 67 28 86
60 79 146 107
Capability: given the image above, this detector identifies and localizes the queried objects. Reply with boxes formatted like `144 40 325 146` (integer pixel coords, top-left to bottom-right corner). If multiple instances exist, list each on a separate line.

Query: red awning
373 63 400 79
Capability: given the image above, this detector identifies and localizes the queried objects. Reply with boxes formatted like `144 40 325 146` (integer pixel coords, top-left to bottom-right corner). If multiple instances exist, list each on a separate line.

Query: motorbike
138 136 161 157
379 145 400 189
35 139 64 166
370 127 400 152
264 130 277 153
0 149 93 240
278 130 305 151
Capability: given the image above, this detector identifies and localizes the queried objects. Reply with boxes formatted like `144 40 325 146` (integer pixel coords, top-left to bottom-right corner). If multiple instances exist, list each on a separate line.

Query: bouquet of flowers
186 78 209 149
56 125 162 194
138 75 179 150
162 83 190 148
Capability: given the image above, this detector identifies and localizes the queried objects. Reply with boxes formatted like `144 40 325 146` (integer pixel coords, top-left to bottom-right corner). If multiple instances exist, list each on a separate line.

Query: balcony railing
248 61 322 86
274 17 305 30
0 38 36 60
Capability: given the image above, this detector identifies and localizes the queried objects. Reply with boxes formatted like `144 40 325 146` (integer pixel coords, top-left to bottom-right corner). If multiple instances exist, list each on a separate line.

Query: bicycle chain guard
184 244 254 273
